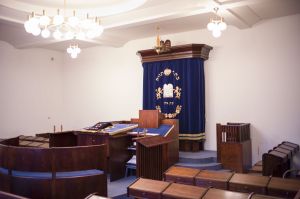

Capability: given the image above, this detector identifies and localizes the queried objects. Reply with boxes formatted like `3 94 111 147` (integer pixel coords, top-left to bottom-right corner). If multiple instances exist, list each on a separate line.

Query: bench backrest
53 145 107 172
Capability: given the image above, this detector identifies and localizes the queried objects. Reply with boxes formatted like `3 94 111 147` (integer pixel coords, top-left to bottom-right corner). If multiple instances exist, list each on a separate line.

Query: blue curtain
143 58 205 138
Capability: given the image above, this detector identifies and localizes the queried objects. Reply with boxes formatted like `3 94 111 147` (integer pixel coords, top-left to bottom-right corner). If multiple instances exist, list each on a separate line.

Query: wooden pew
0 143 107 199
0 144 10 192
267 177 300 198
249 193 286 199
229 173 270 194
0 191 29 199
128 177 300 199
195 170 234 190
127 178 171 199
162 183 207 199
164 166 200 185
202 188 249 199
294 189 300 199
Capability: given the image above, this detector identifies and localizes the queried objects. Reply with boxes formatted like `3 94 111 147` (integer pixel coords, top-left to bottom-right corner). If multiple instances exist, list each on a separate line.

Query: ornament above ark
164 68 172 76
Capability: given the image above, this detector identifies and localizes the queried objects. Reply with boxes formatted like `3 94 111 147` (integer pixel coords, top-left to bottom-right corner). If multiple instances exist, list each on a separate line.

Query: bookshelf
216 123 252 173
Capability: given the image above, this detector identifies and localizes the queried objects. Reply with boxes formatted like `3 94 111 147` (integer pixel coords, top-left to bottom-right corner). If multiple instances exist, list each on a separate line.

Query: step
175 162 223 170
178 150 217 164
179 156 216 164
179 150 217 159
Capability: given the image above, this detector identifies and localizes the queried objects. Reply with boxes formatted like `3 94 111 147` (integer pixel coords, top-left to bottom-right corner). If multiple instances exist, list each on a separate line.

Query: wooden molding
137 44 213 63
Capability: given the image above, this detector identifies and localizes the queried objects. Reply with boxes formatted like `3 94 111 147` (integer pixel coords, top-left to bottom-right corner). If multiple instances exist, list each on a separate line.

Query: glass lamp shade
53 30 62 40
29 17 39 27
41 28 50 38
76 31 85 40
75 47 81 54
68 16 79 26
95 25 104 37
86 30 97 39
71 52 78 59
65 31 75 40
53 15 64 25
212 29 221 38
67 47 73 54
219 21 227 31
24 21 32 33
39 15 50 26
207 22 215 31
31 27 41 36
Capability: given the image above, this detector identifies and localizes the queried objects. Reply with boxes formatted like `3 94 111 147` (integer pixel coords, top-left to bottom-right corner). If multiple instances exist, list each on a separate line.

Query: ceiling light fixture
67 43 81 59
207 7 227 38
23 0 104 41
154 27 171 54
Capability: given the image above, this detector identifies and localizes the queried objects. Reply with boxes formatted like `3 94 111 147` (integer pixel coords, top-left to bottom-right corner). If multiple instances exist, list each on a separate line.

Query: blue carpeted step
175 162 223 170
178 150 217 164
179 151 217 159
179 156 217 164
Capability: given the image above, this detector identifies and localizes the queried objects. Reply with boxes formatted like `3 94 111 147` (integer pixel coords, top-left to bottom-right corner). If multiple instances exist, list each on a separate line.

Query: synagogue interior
0 0 300 199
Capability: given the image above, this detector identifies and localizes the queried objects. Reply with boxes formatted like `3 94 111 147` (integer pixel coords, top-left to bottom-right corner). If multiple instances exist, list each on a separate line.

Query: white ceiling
0 0 299 51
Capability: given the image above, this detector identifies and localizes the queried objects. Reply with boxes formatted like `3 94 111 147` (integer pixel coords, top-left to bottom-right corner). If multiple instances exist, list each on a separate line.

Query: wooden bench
128 178 170 199
229 173 270 194
164 166 200 185
195 170 234 190
128 177 300 199
267 177 300 198
0 190 29 199
202 188 249 199
249 193 286 199
162 183 207 199
0 142 107 199
294 189 300 199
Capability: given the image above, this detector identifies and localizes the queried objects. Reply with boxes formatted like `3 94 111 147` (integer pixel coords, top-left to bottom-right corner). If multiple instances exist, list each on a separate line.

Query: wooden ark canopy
137 44 213 63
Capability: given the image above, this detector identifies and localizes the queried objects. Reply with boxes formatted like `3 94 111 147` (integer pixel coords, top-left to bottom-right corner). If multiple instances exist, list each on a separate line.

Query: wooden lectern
133 110 179 180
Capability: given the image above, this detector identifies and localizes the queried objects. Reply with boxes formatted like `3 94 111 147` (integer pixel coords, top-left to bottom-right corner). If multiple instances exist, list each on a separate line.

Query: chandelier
154 27 171 54
24 0 104 40
207 8 227 38
67 44 81 59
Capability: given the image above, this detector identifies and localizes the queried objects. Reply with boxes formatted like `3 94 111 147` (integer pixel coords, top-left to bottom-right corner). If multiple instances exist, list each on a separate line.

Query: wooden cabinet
216 123 252 173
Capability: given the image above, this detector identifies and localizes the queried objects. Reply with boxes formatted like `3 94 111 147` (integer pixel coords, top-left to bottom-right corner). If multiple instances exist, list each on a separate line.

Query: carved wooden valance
137 44 213 63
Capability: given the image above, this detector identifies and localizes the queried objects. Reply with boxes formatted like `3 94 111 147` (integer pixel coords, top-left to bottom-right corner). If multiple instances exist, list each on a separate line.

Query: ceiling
0 0 299 51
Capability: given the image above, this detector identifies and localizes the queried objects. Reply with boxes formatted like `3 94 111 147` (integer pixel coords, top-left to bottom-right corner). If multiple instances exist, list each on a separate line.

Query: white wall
0 14 299 164
0 41 64 138
62 14 300 164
